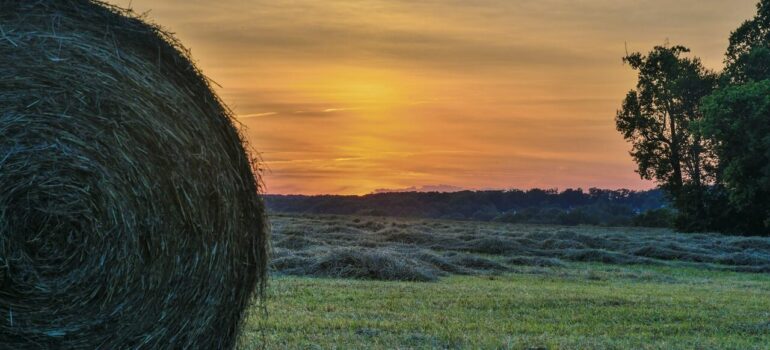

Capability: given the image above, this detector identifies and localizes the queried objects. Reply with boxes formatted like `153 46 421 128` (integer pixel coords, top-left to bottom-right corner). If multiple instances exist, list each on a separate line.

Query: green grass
245 214 770 348
241 264 770 349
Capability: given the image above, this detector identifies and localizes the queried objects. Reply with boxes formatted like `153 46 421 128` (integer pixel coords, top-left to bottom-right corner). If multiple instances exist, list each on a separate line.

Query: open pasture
239 214 770 349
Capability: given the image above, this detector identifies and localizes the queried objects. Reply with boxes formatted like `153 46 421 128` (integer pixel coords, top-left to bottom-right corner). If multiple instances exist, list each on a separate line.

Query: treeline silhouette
265 188 672 227
615 1 770 235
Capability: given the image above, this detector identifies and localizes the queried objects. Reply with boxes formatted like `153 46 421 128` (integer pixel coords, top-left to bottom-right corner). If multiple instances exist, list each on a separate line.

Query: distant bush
633 208 675 228
493 204 638 227
558 207 600 226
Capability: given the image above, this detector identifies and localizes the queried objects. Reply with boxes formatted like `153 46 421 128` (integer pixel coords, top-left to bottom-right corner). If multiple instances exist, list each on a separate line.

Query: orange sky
109 0 758 195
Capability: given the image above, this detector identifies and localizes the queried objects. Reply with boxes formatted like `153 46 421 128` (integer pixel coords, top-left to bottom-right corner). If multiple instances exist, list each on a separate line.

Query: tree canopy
701 72 770 234
726 0 770 83
617 0 770 235
616 46 717 231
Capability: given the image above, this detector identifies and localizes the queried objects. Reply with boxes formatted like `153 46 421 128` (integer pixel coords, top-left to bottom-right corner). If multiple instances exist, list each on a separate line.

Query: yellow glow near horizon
319 70 404 108
109 0 760 195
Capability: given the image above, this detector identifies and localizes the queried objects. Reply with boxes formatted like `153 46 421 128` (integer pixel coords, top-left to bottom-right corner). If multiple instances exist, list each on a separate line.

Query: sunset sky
109 0 758 195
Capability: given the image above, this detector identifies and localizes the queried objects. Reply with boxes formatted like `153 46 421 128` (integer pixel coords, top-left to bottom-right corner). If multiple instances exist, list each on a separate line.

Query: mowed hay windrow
0 1 268 349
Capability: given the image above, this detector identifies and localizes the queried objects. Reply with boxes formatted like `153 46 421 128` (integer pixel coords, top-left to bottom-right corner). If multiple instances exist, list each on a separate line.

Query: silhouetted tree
693 0 770 235
700 81 770 234
616 45 718 231
725 0 770 83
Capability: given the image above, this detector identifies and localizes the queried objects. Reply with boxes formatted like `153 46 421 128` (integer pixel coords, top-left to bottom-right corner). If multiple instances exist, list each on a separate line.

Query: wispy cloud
238 112 277 118
323 107 361 113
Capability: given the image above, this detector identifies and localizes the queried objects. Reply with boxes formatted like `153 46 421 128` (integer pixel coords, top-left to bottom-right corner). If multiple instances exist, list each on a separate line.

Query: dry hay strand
0 1 268 348
506 256 566 267
304 247 439 282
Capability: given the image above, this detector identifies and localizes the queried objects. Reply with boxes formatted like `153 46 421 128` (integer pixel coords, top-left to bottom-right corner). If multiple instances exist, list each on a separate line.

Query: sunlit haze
108 0 758 194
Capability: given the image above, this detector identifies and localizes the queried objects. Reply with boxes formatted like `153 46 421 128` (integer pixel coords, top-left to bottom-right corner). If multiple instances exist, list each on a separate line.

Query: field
239 214 770 349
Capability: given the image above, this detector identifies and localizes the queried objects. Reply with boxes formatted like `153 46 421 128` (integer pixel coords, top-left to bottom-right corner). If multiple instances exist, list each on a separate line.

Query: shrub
633 208 676 228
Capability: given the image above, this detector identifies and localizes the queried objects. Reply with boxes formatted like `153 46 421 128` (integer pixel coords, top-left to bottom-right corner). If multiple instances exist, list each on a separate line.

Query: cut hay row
270 214 770 281
0 1 267 349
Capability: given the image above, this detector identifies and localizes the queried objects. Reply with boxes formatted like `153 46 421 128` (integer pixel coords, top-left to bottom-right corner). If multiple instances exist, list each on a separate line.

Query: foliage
725 0 770 83
265 188 669 227
616 45 718 231
700 80 770 234
631 208 675 228
615 1 770 235
656 0 770 235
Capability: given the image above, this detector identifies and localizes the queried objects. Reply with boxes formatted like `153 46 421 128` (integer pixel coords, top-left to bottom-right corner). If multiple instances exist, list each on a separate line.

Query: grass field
239 214 770 349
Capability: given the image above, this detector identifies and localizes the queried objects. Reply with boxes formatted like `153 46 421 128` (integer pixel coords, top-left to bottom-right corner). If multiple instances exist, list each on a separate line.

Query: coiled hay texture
0 1 268 348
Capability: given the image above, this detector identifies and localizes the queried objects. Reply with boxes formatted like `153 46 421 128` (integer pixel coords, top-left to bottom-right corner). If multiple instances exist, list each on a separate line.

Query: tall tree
700 81 770 235
694 0 770 235
725 0 770 83
616 45 717 231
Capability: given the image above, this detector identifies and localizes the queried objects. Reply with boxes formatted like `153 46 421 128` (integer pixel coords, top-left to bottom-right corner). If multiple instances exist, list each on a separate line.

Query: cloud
322 107 361 113
237 112 277 118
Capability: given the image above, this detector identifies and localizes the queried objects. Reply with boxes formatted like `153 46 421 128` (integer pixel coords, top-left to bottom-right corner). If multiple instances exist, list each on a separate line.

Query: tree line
616 0 770 235
264 188 672 228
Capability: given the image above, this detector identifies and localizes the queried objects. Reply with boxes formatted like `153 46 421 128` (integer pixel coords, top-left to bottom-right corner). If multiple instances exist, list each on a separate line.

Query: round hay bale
0 1 268 348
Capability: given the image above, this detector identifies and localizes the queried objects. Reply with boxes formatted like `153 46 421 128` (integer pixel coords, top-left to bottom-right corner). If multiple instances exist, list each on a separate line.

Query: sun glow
110 0 759 194
302 68 412 111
